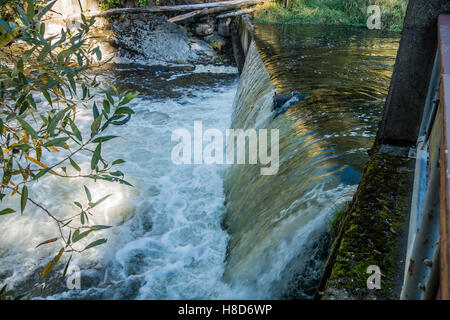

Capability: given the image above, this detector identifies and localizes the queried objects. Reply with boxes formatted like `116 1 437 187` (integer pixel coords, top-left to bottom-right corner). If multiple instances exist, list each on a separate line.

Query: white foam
0 79 241 299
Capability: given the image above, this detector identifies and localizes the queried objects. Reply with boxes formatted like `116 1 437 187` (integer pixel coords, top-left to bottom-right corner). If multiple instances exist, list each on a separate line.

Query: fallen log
216 8 254 19
168 0 263 23
45 0 263 22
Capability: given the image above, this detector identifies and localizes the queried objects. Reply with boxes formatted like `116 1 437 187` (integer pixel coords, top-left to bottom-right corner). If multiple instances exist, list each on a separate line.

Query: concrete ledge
319 144 415 299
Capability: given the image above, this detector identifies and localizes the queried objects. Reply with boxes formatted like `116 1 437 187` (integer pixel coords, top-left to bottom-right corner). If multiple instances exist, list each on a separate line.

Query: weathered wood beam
216 8 254 19
168 0 263 23
45 0 262 22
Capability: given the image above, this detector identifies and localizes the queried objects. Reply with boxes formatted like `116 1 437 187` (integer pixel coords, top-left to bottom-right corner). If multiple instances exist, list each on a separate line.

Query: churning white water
0 65 249 299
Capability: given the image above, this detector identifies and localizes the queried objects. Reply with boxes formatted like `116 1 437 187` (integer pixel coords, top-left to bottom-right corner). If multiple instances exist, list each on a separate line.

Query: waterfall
222 40 355 299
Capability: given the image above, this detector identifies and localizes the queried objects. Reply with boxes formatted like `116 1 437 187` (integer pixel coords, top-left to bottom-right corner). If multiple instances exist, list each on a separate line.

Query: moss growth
328 202 351 239
319 147 413 299
252 0 408 32
99 0 148 10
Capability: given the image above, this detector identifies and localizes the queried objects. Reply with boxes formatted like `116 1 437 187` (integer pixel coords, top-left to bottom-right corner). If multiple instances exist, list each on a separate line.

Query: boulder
111 14 216 65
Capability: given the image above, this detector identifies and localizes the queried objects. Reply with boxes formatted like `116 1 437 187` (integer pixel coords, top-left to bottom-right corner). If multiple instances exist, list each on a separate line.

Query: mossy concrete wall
232 14 256 73
319 145 414 299
319 0 450 300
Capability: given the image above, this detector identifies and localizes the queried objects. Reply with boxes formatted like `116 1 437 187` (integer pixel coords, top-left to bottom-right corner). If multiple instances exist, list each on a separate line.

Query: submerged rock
272 90 309 116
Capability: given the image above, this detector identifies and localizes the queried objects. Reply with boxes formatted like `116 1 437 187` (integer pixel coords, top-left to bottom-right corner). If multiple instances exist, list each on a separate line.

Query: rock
204 34 227 53
111 14 216 65
218 18 232 37
194 21 215 36
273 90 309 114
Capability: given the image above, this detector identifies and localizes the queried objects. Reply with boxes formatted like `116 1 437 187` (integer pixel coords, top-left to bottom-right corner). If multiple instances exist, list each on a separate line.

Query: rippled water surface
255 24 400 174
223 24 400 298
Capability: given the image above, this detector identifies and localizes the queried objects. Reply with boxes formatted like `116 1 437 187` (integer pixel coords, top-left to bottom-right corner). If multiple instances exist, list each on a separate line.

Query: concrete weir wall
232 14 256 73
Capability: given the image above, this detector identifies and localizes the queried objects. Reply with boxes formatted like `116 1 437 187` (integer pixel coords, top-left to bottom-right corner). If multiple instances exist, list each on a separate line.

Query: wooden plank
438 14 450 300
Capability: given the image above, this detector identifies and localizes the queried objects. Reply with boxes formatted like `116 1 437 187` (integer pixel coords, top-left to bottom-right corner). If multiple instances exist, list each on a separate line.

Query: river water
0 24 399 299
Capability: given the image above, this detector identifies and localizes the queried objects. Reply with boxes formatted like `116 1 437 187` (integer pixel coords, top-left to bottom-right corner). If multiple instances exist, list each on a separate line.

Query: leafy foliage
0 0 138 292
254 0 409 32
99 0 148 11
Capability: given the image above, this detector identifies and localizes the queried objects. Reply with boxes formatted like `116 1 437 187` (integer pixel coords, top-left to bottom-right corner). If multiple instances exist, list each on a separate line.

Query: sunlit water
0 24 399 299
223 24 400 299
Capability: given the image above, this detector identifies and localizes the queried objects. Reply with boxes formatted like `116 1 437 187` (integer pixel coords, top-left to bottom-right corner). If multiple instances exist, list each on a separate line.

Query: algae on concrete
319 145 414 299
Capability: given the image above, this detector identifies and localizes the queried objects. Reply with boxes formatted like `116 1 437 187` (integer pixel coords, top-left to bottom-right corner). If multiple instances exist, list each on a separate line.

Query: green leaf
90 143 101 170
114 106 134 115
62 254 72 278
84 238 107 250
93 46 102 61
42 89 52 106
0 208 15 216
72 229 92 243
20 185 28 214
112 159 125 165
57 48 77 61
105 92 114 104
37 43 51 61
36 0 57 20
84 185 91 201
90 114 102 135
102 99 110 114
74 201 82 209
17 116 38 139
33 168 51 180
89 194 112 208
39 22 45 36
0 18 13 37
48 110 65 136
11 143 31 152
91 225 112 230
69 158 81 172
119 91 139 106
92 136 118 143
26 0 35 21
43 80 58 90
108 82 119 97
43 137 69 147
93 102 99 119
69 119 82 142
